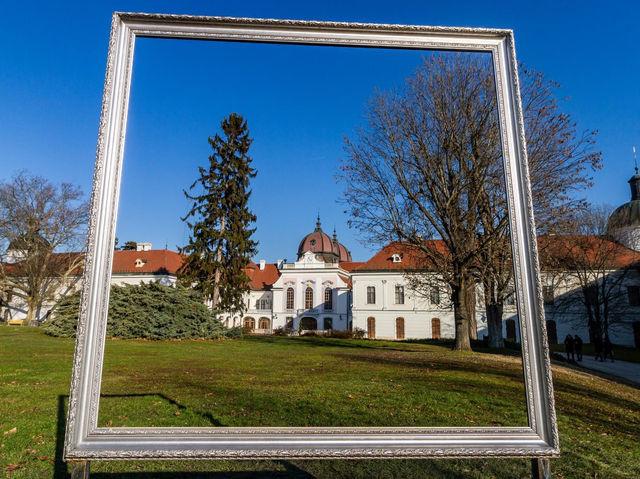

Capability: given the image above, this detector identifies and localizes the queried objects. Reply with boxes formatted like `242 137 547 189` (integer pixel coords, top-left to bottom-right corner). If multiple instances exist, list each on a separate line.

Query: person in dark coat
593 335 604 362
564 334 575 361
574 335 583 361
603 336 614 362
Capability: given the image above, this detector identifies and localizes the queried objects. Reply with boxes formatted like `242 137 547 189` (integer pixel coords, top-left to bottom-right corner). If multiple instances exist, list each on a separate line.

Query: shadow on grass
246 334 450 354
336 350 526 384
55 395 317 478
98 393 226 427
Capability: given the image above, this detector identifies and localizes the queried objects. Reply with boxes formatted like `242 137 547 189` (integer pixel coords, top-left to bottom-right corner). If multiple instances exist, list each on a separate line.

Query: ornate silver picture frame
65 12 559 461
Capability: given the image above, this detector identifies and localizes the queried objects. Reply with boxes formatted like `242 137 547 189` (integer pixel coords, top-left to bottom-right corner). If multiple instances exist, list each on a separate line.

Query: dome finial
333 226 337 241
315 213 322 232
634 146 638 175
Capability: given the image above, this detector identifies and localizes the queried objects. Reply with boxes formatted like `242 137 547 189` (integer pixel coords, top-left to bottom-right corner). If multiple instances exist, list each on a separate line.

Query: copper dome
607 173 640 232
297 216 352 263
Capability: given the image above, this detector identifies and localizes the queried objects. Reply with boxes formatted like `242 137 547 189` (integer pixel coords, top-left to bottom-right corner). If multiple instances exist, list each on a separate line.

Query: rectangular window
430 287 440 305
543 285 554 305
628 286 640 306
324 317 333 330
395 285 404 304
366 286 376 304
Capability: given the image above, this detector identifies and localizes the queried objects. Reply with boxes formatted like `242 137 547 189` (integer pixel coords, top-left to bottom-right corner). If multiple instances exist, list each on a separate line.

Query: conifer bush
43 282 242 339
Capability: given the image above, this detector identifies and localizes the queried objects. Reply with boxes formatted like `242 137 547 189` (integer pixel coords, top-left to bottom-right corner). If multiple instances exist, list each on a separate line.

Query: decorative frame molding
65 12 558 460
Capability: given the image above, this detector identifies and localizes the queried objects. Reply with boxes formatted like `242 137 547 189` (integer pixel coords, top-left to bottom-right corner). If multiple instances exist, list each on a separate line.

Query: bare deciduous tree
341 54 500 351
544 205 637 343
0 171 89 325
341 53 601 350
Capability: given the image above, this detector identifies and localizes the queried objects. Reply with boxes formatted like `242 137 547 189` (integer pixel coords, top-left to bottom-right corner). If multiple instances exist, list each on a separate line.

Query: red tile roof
245 262 281 290
339 261 365 272
353 241 447 272
111 249 184 274
354 236 640 273
538 235 640 269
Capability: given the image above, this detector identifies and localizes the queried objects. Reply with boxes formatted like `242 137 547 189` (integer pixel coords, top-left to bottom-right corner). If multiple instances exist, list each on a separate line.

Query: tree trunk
486 302 505 348
24 302 36 326
212 216 226 308
466 282 477 340
452 280 471 351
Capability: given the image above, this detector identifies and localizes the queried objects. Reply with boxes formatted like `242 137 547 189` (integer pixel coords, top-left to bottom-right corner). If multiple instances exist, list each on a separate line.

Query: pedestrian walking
564 334 575 361
603 336 615 362
574 334 583 361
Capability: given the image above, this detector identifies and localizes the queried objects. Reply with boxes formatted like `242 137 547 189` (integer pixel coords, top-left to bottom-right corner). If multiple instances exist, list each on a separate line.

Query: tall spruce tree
179 113 258 315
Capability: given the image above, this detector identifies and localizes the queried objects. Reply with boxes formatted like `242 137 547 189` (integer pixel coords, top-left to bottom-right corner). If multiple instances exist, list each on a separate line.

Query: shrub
327 329 354 339
272 327 290 336
43 282 242 340
242 326 254 335
353 327 366 339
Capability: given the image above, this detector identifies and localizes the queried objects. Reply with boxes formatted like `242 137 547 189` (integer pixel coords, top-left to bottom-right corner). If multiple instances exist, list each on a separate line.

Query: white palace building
4 173 640 348
220 207 640 348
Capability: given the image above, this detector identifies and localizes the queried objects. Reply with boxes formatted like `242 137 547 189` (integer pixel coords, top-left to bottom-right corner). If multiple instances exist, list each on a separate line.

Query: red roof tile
245 262 281 290
339 261 365 272
538 235 640 269
353 241 447 272
355 236 640 273
111 249 184 275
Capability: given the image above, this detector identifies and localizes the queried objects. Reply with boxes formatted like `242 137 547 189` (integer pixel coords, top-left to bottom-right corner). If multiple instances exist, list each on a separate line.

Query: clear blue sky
1 1 638 262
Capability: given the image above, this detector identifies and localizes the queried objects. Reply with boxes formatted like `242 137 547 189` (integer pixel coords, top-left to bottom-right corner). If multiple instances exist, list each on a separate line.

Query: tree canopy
0 171 89 325
43 281 240 339
341 53 601 350
179 113 258 316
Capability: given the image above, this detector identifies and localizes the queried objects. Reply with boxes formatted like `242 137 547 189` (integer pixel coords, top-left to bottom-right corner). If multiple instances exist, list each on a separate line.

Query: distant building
1 243 182 323
4 175 640 348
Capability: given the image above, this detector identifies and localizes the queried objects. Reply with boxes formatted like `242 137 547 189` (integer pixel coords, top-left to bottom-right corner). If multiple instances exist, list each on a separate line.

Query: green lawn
1 327 639 478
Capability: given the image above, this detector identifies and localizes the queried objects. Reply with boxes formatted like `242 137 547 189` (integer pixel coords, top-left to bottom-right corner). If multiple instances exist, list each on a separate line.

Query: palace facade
4 172 640 348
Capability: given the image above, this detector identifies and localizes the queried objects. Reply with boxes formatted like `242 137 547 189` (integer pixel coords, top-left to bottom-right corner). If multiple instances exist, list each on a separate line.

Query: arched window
367 317 376 339
506 319 517 341
395 285 404 304
396 317 405 339
286 288 294 310
367 286 376 304
431 318 441 339
324 287 332 310
324 317 333 330
546 320 558 345
243 317 255 330
258 317 270 330
305 287 313 309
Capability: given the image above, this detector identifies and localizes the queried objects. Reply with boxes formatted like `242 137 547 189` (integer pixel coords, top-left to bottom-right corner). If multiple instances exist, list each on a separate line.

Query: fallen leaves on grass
3 427 17 435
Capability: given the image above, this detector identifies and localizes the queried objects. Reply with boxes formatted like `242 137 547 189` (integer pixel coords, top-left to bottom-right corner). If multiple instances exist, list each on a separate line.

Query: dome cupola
297 215 352 262
607 167 640 252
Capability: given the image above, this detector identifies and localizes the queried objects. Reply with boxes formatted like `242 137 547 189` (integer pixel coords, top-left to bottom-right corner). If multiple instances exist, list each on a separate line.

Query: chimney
136 242 152 252
259 259 266 271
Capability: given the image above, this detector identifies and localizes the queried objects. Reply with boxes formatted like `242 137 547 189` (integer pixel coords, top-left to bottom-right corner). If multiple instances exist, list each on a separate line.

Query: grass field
1 328 639 478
